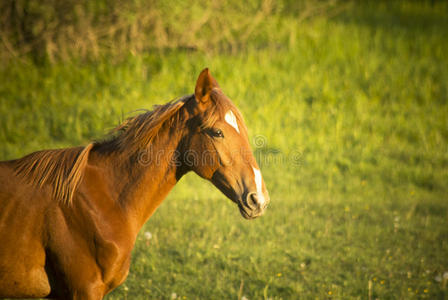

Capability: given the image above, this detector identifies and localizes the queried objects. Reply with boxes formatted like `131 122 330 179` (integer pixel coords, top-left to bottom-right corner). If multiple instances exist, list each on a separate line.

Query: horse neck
94 125 187 232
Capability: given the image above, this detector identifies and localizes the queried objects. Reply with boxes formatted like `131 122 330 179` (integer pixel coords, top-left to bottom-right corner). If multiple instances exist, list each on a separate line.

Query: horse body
0 69 269 299
0 156 127 298
0 121 182 298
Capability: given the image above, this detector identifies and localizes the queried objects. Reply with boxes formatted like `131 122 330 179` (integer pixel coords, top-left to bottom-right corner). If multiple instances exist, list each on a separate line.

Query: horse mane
14 144 93 205
13 95 193 205
108 95 191 153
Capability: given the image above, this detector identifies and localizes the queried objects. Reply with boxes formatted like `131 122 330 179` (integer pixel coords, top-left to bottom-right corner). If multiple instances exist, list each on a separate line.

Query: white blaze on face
252 167 266 206
225 110 239 133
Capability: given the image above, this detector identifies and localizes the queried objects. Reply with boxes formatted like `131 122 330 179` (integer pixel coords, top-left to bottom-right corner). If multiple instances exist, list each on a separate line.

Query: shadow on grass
333 0 448 34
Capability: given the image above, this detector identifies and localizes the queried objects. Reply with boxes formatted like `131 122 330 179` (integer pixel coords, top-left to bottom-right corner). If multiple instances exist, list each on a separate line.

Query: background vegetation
1 0 447 299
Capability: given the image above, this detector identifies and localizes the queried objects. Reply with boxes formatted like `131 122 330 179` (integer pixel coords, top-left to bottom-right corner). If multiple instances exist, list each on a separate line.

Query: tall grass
1 0 447 298
0 0 340 63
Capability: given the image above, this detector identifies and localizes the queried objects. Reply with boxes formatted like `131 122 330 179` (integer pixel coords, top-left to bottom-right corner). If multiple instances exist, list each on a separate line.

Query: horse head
182 69 270 219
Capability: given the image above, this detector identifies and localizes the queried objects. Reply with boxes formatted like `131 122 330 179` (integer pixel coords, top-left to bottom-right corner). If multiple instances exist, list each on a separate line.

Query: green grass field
1 1 447 299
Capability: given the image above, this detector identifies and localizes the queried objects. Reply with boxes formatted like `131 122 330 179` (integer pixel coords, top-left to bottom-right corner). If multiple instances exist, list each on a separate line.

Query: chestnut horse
0 69 269 299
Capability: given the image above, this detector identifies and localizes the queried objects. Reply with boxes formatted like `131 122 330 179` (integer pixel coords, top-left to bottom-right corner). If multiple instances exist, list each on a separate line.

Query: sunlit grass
0 1 447 299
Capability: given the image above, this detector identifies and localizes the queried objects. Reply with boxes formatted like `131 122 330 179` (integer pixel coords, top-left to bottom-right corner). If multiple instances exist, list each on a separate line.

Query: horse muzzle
238 191 270 219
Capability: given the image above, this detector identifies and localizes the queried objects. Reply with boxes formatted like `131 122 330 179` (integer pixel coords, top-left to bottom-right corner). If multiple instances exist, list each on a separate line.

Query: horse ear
195 68 219 103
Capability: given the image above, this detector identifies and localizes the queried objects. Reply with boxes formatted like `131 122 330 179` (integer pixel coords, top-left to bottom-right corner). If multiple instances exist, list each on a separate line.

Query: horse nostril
246 192 259 209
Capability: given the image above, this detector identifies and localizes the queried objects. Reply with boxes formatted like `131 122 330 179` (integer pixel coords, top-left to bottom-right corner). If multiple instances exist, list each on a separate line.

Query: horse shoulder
71 163 136 290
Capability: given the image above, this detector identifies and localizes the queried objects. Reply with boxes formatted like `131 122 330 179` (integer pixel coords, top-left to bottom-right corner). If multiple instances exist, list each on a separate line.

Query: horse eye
211 128 224 138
